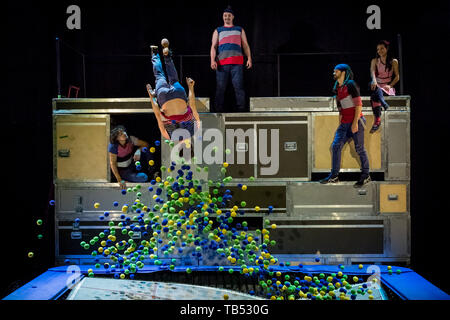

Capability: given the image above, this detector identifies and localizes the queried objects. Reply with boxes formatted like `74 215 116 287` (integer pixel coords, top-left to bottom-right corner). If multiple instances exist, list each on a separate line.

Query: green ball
241 201 247 207
225 149 231 155
186 268 192 274
36 219 43 226
228 269 234 274
219 266 224 272
37 234 43 240
249 176 255 181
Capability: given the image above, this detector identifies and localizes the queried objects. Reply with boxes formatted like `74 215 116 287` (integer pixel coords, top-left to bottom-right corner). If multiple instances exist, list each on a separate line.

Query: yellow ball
223 162 229 168
276 272 281 277
149 160 155 166
94 202 100 208
120 274 125 279
241 185 247 191
358 264 363 269
223 294 229 300
271 224 277 229
156 177 161 183
369 295 374 300
387 266 392 270
88 269 93 273
255 206 260 212
150 147 156 153
27 252 34 258
353 276 359 283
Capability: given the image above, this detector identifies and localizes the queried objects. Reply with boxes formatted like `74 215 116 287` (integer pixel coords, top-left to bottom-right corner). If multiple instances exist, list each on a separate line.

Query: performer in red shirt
320 64 371 188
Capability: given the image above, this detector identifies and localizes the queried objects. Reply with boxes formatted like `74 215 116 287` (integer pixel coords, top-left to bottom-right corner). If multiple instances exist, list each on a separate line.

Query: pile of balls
44 138 401 300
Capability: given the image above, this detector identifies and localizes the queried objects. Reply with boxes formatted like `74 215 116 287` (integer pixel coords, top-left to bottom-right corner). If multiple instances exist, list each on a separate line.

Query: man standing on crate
320 64 371 188
210 5 252 112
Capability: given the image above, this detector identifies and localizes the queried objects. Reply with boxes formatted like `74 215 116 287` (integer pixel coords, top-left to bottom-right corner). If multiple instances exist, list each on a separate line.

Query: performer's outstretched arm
186 77 200 128
146 84 170 140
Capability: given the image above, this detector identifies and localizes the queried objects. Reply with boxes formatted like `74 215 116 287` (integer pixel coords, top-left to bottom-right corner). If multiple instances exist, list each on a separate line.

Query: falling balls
28 252 34 258
36 219 43 226
94 202 100 209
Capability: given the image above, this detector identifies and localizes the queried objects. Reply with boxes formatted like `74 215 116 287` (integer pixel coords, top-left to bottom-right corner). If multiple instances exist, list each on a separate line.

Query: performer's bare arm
109 152 126 189
370 58 377 90
388 59 400 88
186 77 200 128
241 28 252 69
146 84 170 140
210 29 219 70
352 105 363 134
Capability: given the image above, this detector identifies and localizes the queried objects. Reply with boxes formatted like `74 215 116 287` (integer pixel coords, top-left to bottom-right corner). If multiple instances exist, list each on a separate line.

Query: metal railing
56 35 404 98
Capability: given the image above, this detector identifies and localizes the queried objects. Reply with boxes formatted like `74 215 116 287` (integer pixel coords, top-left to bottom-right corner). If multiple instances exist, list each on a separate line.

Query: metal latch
74 196 83 213
236 143 248 152
358 190 367 196
388 194 399 201
71 231 82 239
284 142 297 152
131 231 142 240
58 149 70 157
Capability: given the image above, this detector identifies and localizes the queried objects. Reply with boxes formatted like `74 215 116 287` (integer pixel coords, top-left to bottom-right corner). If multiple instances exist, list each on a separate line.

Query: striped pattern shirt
217 26 244 65
336 80 363 124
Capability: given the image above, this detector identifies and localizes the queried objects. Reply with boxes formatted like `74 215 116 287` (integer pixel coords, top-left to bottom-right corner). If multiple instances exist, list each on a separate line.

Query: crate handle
388 194 399 201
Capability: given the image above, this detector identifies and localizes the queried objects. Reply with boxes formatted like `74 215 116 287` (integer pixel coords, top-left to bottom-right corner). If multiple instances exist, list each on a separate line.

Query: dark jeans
215 64 246 112
152 53 187 106
370 86 388 118
331 117 370 177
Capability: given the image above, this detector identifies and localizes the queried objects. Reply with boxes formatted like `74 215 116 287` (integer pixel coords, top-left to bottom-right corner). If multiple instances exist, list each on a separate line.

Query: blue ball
113 201 119 207
64 259 71 265
104 212 110 217
315 257 320 262
142 147 148 153
99 216 104 220
74 218 80 223
121 189 127 195
49 200 55 206
155 140 161 147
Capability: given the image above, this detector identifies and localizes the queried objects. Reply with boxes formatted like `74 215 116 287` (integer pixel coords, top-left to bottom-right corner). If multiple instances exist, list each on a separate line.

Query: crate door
55 115 110 182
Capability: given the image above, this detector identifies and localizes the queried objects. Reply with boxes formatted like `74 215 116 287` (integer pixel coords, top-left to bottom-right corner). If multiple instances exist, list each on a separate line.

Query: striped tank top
217 26 244 66
375 58 396 95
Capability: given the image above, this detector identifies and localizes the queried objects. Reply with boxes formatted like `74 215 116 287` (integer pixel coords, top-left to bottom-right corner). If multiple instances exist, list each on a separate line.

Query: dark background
4 0 450 298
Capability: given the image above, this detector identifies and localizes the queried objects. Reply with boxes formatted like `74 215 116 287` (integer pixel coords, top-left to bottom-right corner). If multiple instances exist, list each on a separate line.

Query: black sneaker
354 175 371 188
320 174 339 184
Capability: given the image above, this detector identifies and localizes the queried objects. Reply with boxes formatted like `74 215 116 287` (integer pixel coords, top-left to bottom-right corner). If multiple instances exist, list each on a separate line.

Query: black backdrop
4 0 450 298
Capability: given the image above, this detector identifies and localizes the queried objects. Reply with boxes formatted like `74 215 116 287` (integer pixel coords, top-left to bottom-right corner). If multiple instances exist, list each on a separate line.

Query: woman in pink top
369 40 400 133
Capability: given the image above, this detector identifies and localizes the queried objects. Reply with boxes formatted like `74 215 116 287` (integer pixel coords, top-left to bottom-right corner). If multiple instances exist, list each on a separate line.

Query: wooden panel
380 184 407 213
56 116 108 180
314 114 381 170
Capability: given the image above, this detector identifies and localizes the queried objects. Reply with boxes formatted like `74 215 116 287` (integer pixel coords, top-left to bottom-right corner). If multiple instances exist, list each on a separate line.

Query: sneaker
370 119 381 133
354 175 371 188
319 174 339 184
150 45 158 55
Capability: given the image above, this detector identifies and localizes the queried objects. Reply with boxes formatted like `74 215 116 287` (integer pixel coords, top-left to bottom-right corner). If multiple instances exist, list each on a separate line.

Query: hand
186 77 195 88
384 84 391 91
133 154 140 161
119 180 127 190
370 81 378 91
211 61 217 70
351 123 358 134
246 59 252 69
146 84 155 97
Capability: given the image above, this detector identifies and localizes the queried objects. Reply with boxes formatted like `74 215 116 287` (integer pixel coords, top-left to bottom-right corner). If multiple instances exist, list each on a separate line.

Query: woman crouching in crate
145 38 200 143
108 125 152 189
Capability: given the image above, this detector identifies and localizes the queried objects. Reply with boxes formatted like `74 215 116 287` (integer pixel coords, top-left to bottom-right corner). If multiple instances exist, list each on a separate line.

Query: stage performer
146 39 200 140
210 5 252 112
369 40 400 133
320 64 371 188
109 125 151 189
